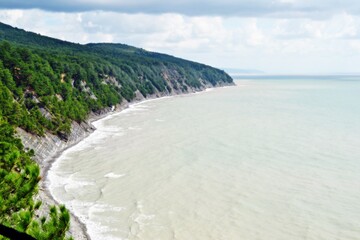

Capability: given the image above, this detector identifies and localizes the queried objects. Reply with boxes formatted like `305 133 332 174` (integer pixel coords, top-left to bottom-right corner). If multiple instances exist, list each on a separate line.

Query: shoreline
38 106 121 240
40 84 234 239
39 97 143 240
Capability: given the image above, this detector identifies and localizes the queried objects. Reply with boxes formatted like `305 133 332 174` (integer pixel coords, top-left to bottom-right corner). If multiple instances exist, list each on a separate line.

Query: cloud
272 12 359 40
1 9 360 73
1 0 360 18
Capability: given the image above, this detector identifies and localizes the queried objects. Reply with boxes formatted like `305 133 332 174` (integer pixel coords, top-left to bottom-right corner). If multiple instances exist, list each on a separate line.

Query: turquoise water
49 77 360 240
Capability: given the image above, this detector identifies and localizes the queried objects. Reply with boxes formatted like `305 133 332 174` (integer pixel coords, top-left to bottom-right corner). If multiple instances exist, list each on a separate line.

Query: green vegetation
0 21 232 139
0 117 72 239
0 21 233 239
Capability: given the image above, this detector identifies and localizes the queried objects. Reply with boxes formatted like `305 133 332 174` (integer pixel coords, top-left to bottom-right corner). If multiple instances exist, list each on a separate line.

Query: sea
48 76 360 240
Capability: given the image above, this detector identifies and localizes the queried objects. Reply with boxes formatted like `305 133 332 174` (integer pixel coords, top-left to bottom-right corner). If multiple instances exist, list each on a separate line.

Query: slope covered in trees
0 22 233 239
0 22 233 138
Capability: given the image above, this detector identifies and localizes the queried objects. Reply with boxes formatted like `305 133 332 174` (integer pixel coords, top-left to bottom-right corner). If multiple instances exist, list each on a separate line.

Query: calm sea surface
49 76 360 240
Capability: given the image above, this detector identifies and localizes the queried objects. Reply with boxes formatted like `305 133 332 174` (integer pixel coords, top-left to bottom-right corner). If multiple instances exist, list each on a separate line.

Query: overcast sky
1 1 360 74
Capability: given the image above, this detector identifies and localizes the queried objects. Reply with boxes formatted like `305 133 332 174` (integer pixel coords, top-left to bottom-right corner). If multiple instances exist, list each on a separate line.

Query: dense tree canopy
0 23 232 137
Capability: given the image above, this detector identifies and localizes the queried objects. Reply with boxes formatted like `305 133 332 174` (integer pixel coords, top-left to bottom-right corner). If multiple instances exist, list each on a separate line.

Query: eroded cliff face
17 121 93 170
16 100 131 174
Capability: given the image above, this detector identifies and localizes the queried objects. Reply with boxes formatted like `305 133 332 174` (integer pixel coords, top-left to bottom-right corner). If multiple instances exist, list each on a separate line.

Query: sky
1 1 360 74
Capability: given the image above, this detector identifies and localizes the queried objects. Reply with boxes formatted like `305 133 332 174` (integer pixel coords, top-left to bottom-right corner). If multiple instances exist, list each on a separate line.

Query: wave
104 172 126 179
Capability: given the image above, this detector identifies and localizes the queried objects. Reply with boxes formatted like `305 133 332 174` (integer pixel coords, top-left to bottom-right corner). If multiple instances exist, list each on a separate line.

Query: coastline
38 97 140 240
38 84 234 239
37 106 124 240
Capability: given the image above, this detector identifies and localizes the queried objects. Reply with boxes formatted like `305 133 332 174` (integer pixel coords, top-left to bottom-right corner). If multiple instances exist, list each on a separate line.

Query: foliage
0 21 232 138
0 117 72 239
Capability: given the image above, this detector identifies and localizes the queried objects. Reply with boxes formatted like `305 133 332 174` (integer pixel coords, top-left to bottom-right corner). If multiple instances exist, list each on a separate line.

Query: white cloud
0 9 23 25
2 9 360 73
242 19 266 46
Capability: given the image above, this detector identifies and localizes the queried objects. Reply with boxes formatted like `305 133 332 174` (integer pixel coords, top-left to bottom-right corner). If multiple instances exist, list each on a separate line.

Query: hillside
0 22 233 137
0 22 233 239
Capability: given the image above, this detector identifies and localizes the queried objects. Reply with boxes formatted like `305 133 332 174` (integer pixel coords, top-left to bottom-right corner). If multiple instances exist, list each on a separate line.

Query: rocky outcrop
17 121 94 172
17 98 132 174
